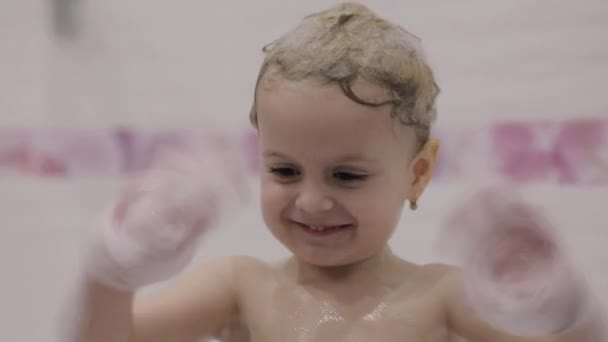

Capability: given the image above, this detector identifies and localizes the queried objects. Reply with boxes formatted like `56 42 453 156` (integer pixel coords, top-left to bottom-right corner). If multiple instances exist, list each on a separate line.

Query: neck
286 246 399 286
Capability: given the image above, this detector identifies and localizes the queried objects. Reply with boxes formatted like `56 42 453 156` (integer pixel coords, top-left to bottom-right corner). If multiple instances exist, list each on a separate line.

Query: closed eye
269 166 300 178
334 171 368 182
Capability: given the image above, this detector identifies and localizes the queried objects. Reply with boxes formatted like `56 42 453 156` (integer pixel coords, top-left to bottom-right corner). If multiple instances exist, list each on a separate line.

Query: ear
407 138 440 206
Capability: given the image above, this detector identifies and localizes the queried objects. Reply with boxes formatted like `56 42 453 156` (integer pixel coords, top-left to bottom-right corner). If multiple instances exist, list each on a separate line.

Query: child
59 3 604 341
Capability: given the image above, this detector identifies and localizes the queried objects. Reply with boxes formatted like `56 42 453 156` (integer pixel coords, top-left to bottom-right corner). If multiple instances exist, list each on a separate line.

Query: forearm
59 275 135 342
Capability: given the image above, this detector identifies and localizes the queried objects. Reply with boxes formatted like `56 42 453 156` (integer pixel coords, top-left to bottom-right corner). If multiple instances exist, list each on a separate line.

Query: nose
294 184 334 214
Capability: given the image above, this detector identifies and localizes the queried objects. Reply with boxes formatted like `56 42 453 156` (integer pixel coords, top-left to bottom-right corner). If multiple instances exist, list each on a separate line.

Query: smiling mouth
292 221 354 235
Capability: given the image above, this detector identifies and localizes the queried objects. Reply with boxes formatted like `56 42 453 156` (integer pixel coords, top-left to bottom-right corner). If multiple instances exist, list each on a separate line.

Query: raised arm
56 146 249 342
438 188 605 341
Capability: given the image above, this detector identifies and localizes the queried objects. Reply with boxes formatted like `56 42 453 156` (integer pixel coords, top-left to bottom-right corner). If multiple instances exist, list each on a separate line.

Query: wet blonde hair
249 2 440 144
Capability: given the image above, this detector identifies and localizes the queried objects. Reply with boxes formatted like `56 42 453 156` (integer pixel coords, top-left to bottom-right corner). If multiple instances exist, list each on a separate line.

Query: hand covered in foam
437 188 590 336
83 144 249 291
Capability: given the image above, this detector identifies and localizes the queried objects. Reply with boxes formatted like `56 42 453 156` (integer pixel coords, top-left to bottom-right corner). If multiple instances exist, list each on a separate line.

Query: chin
293 245 376 269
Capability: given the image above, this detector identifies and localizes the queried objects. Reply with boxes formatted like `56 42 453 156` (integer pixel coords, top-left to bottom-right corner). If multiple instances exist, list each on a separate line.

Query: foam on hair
249 2 440 144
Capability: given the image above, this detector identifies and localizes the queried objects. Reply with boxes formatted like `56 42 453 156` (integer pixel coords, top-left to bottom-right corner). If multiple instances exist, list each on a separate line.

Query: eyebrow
262 151 289 159
263 150 376 164
336 153 377 163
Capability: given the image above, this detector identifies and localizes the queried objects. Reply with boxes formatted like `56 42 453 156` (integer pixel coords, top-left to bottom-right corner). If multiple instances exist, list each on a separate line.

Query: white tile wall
1 1 606 340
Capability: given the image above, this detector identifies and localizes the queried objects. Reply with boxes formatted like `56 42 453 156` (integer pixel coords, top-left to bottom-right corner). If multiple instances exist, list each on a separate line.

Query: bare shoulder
194 254 267 273
405 262 467 310
172 255 263 287
419 262 468 297
224 255 276 282
419 262 458 274
385 260 459 307
131 255 273 341
227 254 273 271
213 255 279 301
182 255 275 298
185 254 272 280
413 262 462 286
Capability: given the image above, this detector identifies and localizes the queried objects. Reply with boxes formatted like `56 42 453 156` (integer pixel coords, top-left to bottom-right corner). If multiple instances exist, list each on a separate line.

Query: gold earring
409 199 418 210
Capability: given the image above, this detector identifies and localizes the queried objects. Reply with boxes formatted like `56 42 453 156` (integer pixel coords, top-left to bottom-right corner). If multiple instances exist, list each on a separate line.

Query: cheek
348 179 407 231
353 199 403 231
260 180 290 223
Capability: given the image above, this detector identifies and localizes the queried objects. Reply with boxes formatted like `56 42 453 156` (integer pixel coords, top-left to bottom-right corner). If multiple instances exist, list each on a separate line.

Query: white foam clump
84 144 249 290
437 188 590 336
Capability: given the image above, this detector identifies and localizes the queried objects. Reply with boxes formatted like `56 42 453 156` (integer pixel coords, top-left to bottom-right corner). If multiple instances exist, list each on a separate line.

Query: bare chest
238 284 454 342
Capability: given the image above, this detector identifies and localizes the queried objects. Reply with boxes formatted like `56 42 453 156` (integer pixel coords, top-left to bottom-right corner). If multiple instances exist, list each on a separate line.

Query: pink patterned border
1 118 606 185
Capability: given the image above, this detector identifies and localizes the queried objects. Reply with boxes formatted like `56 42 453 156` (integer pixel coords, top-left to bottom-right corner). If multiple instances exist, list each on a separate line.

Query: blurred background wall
0 1 607 340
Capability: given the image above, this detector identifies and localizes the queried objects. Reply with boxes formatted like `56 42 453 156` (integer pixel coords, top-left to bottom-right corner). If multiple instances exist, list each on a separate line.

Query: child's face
256 79 436 267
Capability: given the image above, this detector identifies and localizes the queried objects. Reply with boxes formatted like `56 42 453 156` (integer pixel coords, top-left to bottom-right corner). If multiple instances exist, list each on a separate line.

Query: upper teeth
309 225 329 231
